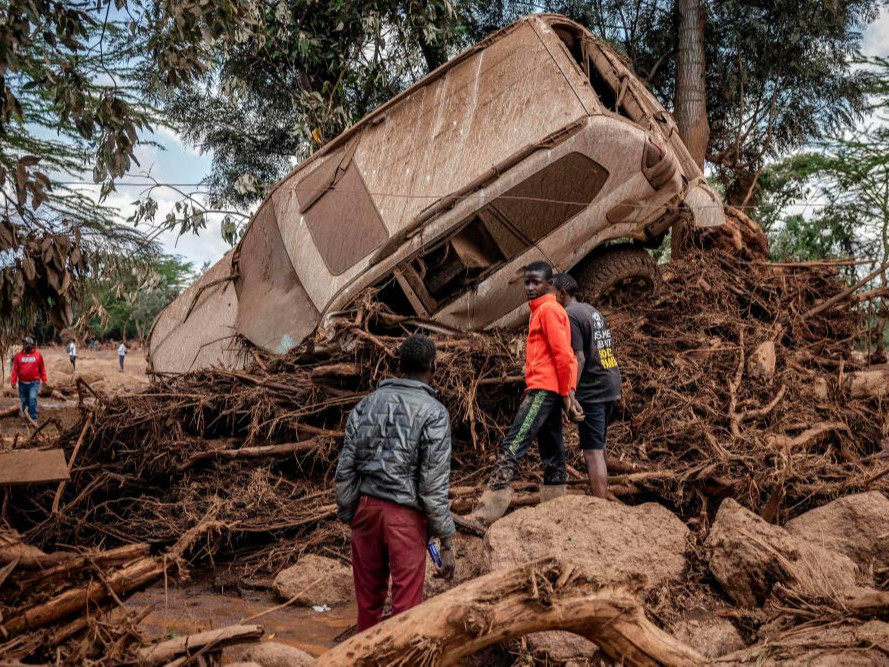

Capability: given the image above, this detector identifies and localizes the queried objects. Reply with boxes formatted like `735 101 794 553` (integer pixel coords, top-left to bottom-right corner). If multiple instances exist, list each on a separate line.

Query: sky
94 8 889 272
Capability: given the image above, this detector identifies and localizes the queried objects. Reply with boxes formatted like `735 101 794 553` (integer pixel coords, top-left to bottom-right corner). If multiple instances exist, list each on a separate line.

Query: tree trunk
315 557 706 666
674 0 709 168
3 556 164 636
671 0 709 258
413 3 449 72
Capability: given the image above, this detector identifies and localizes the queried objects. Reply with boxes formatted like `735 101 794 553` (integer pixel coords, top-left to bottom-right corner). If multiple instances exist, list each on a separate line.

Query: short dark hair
525 260 553 280
398 334 436 374
553 273 578 296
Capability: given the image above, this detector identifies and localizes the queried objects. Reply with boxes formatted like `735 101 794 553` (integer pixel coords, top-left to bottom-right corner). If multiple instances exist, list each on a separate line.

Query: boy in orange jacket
469 261 579 526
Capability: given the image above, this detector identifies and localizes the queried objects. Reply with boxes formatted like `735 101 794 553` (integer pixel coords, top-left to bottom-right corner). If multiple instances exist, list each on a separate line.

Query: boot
467 487 513 527
539 484 567 503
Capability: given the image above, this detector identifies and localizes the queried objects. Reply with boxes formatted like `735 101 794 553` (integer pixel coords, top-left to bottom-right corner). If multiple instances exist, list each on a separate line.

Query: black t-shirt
566 301 622 403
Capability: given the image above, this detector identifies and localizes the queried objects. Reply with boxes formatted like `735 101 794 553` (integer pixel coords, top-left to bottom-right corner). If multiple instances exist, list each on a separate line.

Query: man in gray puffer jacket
336 334 455 631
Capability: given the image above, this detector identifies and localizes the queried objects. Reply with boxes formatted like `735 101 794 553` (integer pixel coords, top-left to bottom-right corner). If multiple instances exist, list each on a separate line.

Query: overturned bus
149 13 724 374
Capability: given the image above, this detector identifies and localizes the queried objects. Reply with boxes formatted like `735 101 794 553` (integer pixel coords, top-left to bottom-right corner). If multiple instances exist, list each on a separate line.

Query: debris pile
0 530 164 664
3 223 889 662
481 493 889 664
16 229 888 564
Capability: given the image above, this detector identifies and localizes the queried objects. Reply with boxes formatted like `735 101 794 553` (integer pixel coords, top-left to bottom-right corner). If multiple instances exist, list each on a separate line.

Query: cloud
862 8 889 58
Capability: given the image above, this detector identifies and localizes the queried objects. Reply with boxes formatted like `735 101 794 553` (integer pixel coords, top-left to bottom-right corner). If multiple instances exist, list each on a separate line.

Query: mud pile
4 221 889 663
18 226 888 560
479 492 889 664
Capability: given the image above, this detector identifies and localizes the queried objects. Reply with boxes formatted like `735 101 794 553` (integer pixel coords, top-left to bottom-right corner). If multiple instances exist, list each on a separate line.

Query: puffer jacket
335 378 455 539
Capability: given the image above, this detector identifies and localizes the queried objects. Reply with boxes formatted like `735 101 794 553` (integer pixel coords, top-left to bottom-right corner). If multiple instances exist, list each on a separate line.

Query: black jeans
490 389 566 489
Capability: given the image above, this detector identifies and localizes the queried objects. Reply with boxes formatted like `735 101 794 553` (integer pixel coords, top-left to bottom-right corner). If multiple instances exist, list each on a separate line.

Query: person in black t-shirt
554 273 622 498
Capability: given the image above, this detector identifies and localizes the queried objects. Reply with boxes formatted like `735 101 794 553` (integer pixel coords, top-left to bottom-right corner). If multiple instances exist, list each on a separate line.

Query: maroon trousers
350 495 427 631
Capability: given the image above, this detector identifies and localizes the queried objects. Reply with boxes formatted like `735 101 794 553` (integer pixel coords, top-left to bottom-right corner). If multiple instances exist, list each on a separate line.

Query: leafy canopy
162 0 880 220
0 0 263 347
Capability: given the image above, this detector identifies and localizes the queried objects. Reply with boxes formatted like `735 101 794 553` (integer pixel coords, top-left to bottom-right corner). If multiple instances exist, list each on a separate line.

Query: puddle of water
130 579 357 660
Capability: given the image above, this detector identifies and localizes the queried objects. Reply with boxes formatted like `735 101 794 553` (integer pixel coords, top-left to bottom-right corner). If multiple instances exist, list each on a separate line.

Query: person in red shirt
11 337 47 424
469 261 580 526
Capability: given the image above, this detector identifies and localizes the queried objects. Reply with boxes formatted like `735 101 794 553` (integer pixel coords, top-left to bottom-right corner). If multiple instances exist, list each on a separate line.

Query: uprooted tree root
4 227 889 662
16 234 889 565
317 557 708 666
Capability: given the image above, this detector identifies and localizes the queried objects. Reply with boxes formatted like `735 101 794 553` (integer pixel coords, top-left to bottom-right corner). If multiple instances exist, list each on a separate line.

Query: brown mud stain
130 579 357 660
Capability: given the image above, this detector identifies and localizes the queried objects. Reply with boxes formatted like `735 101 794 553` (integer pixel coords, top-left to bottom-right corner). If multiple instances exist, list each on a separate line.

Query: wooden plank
0 449 69 486
393 268 433 317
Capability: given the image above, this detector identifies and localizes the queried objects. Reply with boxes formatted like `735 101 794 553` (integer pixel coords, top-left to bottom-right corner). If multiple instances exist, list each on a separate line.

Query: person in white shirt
67 340 77 371
117 342 127 372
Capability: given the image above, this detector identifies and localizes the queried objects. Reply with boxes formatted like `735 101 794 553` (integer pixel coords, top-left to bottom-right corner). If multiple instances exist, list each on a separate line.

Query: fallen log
842 588 889 616
843 367 889 400
0 405 20 419
17 543 150 586
310 363 361 380
315 557 706 666
175 439 320 471
137 624 264 665
2 556 164 636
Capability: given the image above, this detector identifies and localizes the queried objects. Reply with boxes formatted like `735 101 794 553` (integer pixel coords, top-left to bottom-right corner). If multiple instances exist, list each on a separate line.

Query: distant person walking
117 342 127 372
11 337 46 425
554 273 622 499
67 340 77 371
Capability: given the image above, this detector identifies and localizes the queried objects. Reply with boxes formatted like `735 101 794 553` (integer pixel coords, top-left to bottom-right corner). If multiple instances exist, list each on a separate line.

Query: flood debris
0 533 163 663
484 495 690 660
0 448 68 486
136 624 264 665
2 218 889 663
315 557 708 666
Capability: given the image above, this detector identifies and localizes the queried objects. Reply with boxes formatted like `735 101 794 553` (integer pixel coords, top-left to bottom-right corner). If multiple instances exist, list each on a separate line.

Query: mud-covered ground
0 344 148 443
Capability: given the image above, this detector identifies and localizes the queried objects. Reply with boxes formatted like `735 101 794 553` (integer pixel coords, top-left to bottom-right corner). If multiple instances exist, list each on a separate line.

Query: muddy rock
526 630 602 663
485 496 689 586
485 495 689 663
424 534 486 598
242 642 314 667
719 620 889 665
785 491 889 577
705 498 860 607
747 341 776 380
227 663 263 667
671 613 746 658
273 554 353 607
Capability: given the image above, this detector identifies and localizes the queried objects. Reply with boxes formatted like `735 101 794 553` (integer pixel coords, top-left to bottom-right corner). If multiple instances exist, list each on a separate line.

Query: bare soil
129 577 357 659
0 344 148 444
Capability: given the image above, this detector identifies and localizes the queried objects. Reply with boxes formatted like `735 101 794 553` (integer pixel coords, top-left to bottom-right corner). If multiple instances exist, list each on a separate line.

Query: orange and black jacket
525 293 577 396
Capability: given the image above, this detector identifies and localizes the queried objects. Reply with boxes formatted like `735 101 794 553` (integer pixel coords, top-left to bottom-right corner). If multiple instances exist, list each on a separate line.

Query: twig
238 576 325 624
802 257 889 320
